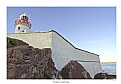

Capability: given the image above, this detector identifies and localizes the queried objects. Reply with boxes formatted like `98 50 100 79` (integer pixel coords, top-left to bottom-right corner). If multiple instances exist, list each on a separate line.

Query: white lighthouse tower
14 13 32 33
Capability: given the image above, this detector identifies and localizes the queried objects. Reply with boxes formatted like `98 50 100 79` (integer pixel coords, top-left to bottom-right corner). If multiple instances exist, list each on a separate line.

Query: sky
7 7 116 62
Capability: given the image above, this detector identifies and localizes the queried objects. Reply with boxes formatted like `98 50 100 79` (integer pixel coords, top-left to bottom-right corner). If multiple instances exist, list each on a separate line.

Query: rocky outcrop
7 38 60 79
94 73 108 79
60 60 92 79
7 37 93 79
94 73 116 79
7 45 60 79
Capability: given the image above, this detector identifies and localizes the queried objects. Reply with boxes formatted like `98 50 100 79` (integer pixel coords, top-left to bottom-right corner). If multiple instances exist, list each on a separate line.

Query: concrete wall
51 31 102 77
8 32 52 49
8 30 102 77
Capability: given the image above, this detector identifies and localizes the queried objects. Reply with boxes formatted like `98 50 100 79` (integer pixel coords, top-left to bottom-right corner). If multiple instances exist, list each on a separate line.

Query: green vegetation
7 37 28 48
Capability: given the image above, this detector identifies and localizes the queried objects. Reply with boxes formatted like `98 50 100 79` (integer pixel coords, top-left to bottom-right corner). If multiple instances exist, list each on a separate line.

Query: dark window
25 16 26 20
24 16 25 20
18 27 20 30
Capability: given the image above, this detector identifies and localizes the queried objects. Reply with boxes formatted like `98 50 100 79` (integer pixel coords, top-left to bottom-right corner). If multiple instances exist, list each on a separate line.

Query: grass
7 37 28 48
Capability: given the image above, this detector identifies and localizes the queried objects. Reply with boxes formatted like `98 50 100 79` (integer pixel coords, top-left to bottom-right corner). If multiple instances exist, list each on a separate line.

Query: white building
7 14 102 78
14 13 32 33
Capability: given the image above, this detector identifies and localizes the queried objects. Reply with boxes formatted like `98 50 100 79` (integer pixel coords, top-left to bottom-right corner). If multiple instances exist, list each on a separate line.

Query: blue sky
7 7 116 62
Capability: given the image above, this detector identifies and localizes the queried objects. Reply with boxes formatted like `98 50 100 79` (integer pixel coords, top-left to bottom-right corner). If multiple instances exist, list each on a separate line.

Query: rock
94 73 116 79
94 73 108 79
108 75 116 79
7 38 60 79
60 60 92 79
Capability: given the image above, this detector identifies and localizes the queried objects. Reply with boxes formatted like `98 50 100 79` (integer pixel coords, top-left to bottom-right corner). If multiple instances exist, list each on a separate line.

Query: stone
60 60 92 79
7 44 59 79
94 73 108 79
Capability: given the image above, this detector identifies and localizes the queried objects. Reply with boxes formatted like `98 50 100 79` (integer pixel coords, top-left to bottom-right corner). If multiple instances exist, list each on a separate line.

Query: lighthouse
14 13 32 33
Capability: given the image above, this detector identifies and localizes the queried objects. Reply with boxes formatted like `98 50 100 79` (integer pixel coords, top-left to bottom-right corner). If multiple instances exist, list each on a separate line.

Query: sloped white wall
51 32 102 77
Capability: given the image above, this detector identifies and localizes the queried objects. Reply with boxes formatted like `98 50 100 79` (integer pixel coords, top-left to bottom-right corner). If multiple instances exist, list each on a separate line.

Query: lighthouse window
18 27 20 30
25 16 27 20
23 16 25 20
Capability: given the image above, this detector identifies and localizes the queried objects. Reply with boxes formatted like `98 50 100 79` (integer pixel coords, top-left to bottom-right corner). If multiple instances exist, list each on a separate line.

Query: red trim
15 19 32 27
28 22 32 27
21 20 25 23
15 19 21 23
24 21 28 24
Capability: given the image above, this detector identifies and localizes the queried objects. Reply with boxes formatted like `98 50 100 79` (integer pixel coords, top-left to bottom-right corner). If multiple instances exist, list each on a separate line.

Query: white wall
51 31 102 77
8 32 52 49
15 24 30 33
